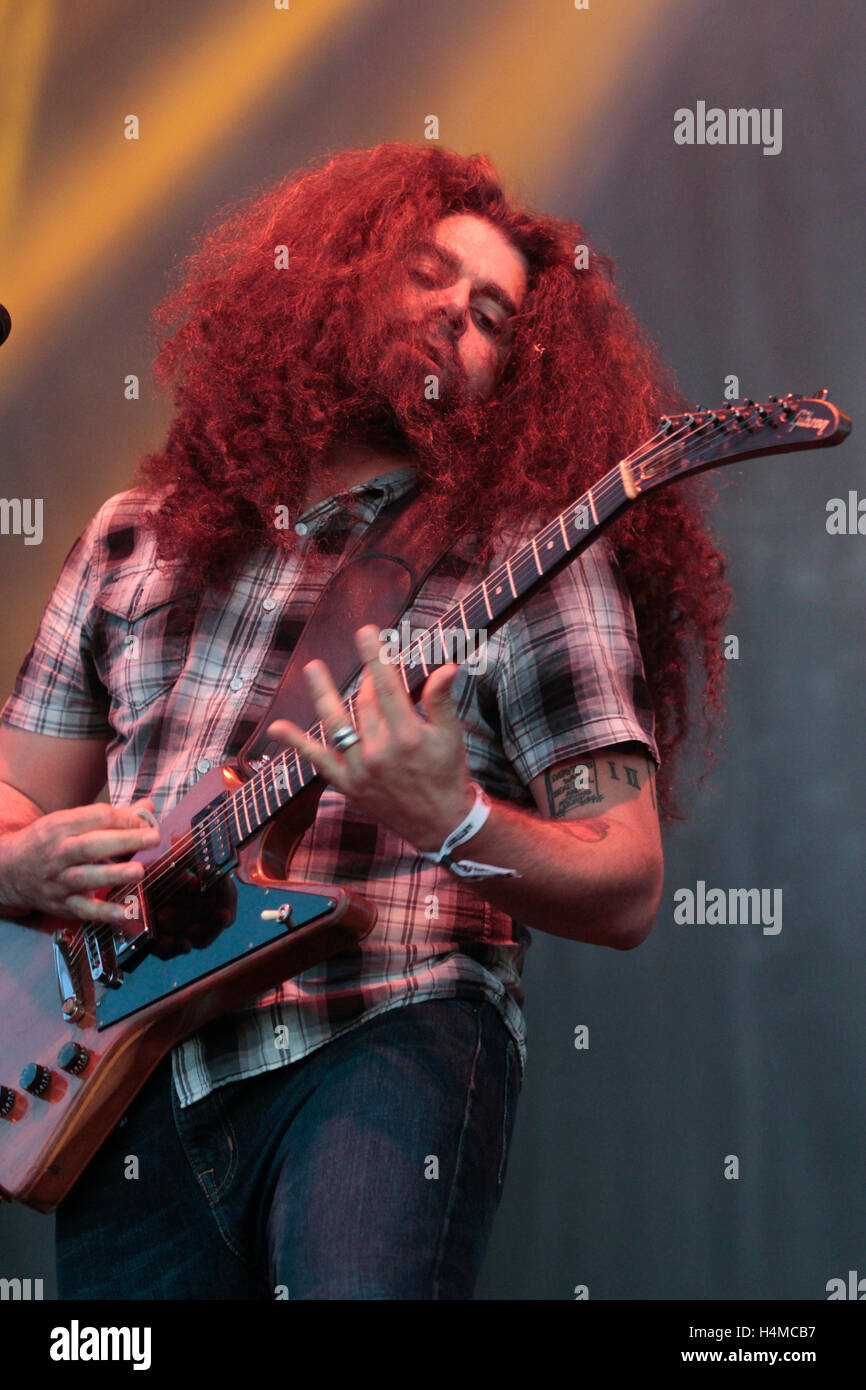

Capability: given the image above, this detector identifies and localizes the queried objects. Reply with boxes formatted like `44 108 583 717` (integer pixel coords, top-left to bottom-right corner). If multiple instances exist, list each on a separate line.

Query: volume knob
57 1041 89 1075
20 1063 51 1096
0 1087 15 1117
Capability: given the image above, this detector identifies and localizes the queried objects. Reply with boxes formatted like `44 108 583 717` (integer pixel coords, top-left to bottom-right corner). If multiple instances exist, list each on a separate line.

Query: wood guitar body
0 765 377 1212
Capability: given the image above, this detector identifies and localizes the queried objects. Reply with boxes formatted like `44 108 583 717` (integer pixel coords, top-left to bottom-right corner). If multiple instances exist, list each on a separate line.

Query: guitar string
65 404 780 965
64 406 777 964
65 404 792 964
67 428 679 960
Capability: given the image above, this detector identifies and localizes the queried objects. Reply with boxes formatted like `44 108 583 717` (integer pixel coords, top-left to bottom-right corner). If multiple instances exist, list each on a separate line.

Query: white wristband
419 782 521 880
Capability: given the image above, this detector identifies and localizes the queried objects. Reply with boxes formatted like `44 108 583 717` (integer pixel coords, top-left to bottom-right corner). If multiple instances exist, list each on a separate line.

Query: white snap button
262 597 276 611
197 758 211 774
295 521 308 536
230 676 243 691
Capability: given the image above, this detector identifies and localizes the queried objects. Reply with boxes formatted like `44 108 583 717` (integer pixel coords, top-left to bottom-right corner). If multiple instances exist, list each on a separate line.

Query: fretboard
220 463 633 845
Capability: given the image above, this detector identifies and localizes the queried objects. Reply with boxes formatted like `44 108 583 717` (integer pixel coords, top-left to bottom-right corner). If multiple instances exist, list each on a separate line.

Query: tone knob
57 1041 89 1075
0 1087 15 1117
20 1063 51 1096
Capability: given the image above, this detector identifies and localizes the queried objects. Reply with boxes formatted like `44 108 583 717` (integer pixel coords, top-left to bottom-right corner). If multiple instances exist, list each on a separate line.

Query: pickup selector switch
57 1042 89 1075
20 1063 52 1097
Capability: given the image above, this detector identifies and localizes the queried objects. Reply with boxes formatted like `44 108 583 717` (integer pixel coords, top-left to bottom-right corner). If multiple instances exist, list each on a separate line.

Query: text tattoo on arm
542 750 657 821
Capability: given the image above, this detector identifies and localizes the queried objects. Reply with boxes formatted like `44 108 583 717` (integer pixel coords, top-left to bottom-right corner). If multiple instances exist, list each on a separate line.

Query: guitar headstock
629 389 852 492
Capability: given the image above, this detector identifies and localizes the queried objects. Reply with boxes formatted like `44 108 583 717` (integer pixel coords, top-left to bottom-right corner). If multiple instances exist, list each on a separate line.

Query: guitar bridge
83 927 122 988
53 931 85 1021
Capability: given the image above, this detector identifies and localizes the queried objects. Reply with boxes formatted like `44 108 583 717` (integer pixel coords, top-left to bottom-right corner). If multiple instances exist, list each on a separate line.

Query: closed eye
472 307 503 339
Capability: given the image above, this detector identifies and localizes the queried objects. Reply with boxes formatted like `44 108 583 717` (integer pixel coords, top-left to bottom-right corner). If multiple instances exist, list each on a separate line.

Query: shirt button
230 676 244 691
197 758 211 774
294 521 308 536
262 596 276 611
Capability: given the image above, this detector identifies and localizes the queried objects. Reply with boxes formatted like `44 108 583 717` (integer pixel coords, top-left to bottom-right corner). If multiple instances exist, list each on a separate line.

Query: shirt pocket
91 563 194 716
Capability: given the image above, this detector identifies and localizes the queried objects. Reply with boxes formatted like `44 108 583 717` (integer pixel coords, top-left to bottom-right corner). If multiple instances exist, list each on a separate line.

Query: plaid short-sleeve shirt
1 466 659 1105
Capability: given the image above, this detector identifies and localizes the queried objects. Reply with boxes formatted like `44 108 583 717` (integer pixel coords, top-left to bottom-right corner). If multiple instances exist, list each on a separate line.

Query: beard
330 308 492 478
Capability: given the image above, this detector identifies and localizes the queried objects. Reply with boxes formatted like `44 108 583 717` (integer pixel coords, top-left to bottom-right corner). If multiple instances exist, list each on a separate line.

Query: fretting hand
267 624 475 853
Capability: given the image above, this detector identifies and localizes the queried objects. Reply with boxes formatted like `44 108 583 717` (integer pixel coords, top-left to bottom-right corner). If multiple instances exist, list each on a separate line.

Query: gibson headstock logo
793 409 830 435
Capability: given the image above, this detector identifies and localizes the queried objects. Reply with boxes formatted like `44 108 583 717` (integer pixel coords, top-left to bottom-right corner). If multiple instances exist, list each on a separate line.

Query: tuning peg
768 395 779 402
816 387 829 399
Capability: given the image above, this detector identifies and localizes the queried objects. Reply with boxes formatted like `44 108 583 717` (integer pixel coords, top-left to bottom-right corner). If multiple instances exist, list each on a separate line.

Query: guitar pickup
191 793 238 887
112 883 156 974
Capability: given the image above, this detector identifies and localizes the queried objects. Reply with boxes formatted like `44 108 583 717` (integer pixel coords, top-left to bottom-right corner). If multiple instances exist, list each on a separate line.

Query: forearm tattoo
543 750 656 819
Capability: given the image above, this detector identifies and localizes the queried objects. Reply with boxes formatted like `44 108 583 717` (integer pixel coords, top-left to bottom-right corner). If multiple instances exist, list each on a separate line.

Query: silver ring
331 724 361 753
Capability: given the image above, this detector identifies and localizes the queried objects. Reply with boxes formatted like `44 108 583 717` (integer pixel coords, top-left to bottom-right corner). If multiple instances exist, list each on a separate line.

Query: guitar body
0 765 377 1212
0 392 851 1214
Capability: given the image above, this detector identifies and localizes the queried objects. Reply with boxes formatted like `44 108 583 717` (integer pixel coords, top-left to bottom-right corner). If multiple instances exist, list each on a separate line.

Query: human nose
431 284 469 341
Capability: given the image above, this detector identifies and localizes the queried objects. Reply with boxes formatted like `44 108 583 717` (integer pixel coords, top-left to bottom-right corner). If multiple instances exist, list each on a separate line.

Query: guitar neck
223 468 630 843
209 390 852 848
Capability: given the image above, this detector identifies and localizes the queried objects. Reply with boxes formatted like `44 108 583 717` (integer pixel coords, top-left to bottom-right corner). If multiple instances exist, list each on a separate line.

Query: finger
420 664 461 728
62 893 129 926
301 660 362 740
57 825 161 868
266 718 349 789
58 860 147 893
52 802 156 836
356 666 383 743
355 624 414 733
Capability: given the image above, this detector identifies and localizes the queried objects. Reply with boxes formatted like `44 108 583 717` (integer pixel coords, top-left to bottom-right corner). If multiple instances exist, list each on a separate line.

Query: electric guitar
0 391 851 1212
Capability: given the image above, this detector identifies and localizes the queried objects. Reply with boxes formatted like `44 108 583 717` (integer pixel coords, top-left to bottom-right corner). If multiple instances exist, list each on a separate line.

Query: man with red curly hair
0 144 727 1299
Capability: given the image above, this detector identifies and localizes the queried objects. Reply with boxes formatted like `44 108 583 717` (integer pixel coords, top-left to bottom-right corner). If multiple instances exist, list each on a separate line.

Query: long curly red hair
140 142 730 821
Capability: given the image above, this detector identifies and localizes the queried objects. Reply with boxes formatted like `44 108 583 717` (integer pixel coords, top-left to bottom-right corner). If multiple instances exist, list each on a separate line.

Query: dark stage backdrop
1 0 863 1300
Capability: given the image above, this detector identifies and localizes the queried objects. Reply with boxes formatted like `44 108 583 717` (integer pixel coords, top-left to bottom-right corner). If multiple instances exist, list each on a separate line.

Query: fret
292 749 304 787
458 600 470 637
587 487 599 526
398 659 410 692
505 558 517 597
260 773 272 817
241 787 253 836
481 578 493 620
530 536 543 575
558 511 569 550
231 795 244 842
417 637 429 676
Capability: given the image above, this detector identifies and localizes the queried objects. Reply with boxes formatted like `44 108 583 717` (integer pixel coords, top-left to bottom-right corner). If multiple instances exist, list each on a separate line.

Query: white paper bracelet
419 782 521 880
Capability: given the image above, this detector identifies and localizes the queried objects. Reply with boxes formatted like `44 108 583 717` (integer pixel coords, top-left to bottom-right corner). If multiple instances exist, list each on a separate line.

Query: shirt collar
296 463 419 535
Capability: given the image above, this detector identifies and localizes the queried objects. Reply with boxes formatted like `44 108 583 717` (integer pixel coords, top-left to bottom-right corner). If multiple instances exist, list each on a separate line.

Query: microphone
0 304 10 346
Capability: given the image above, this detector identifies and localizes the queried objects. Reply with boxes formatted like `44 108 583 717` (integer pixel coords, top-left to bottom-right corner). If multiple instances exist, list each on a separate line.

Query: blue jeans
55 997 521 1300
